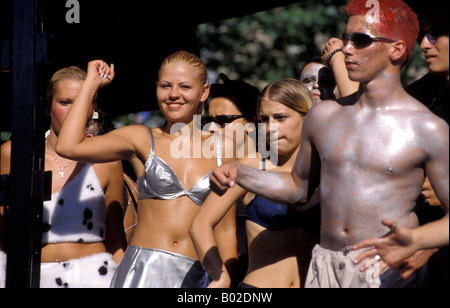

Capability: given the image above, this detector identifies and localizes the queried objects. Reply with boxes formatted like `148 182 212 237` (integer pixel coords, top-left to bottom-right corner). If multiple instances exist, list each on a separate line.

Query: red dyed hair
346 0 420 62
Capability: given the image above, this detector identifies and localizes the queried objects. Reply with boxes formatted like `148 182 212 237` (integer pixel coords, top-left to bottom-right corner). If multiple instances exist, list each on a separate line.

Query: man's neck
358 71 406 109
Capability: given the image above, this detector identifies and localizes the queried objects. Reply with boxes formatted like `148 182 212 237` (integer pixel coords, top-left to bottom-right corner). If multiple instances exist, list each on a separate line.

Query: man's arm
210 112 321 207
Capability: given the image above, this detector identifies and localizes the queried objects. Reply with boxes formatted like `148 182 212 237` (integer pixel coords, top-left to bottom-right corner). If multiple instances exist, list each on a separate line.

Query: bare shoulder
402 96 449 153
0 141 11 158
0 141 12 174
113 124 151 141
114 124 153 156
302 99 343 134
405 96 449 133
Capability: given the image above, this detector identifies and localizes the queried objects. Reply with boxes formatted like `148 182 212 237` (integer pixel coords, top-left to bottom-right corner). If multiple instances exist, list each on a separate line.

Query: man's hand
352 220 419 275
422 177 441 207
210 162 239 196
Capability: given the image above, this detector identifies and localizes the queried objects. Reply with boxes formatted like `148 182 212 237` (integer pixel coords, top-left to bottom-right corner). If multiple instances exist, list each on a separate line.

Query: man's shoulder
308 98 343 117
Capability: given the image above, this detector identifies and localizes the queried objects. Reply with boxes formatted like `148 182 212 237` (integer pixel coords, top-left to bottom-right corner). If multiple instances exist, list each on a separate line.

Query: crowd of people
0 0 448 288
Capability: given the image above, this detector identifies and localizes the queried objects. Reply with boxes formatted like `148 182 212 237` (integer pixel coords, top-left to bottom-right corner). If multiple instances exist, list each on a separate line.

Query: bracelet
327 48 342 67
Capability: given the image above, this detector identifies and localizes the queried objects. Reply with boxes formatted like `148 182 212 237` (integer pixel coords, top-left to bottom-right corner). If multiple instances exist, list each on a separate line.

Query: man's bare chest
313 114 423 173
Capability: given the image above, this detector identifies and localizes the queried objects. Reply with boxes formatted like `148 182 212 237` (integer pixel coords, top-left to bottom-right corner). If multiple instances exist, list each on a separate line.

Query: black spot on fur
42 223 51 232
84 208 93 220
98 266 108 276
55 278 68 288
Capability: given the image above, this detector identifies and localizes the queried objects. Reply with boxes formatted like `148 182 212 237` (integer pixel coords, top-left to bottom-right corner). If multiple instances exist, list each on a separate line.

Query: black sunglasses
343 32 395 49
203 115 245 126
418 27 448 45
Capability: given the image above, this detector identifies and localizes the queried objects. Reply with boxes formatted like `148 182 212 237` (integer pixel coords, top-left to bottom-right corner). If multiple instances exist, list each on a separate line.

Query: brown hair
46 66 97 113
258 79 315 117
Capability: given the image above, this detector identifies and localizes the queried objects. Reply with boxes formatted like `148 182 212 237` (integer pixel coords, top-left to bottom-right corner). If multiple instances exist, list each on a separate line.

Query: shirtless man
211 0 449 288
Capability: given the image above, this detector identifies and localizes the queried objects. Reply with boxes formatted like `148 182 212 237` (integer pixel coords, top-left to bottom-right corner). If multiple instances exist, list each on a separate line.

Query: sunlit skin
419 26 449 81
55 59 237 268
191 100 318 288
1 79 126 264
210 15 449 279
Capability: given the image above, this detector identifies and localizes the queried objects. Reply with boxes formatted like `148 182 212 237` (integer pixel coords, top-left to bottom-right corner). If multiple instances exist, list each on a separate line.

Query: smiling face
157 62 210 124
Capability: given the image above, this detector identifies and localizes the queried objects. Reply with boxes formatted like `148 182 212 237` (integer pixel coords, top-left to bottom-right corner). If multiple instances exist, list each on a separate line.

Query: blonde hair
258 79 315 117
46 66 97 113
159 51 208 115
159 51 208 84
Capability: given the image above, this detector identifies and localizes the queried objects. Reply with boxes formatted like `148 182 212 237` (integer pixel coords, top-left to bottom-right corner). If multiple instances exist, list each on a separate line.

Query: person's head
344 0 420 81
157 51 210 124
206 73 260 133
299 60 337 102
258 79 315 156
419 8 449 76
85 109 115 137
46 66 98 135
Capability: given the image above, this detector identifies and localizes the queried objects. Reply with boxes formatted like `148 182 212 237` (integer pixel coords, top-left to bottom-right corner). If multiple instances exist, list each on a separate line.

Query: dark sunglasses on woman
342 32 395 49
203 115 245 126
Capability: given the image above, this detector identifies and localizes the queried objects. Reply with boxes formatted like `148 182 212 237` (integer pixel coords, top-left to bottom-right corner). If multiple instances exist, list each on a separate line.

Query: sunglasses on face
203 115 245 126
418 27 448 45
342 32 395 49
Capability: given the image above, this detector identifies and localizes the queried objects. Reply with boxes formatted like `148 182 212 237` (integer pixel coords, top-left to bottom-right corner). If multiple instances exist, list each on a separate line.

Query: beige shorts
305 245 427 288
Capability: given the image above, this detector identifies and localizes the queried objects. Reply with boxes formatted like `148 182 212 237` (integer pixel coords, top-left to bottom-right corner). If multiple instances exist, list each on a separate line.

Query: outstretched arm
210 114 321 207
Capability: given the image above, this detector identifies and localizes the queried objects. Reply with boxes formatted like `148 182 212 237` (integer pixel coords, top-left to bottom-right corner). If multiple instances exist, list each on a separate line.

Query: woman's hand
86 60 115 89
322 38 344 66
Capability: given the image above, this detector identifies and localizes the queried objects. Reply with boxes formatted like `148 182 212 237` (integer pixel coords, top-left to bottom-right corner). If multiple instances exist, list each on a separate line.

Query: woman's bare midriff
41 242 107 263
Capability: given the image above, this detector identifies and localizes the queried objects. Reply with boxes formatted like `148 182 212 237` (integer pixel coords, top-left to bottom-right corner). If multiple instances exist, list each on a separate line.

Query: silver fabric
110 246 210 288
137 129 222 206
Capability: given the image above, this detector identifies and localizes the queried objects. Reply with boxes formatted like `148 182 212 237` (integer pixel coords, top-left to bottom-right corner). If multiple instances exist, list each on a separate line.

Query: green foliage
197 0 349 88
197 0 427 89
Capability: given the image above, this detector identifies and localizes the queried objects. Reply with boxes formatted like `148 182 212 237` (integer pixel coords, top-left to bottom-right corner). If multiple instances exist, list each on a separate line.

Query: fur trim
40 253 117 288
0 251 6 288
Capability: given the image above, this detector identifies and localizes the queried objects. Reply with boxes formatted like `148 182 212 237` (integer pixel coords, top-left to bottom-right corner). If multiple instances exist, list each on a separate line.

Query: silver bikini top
137 129 222 206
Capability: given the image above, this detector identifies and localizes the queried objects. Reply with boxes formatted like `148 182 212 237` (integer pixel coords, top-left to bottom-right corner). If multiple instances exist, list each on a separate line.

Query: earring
92 112 99 120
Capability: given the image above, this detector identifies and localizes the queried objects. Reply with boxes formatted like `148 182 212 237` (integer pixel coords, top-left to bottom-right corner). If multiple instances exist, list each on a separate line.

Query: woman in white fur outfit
0 66 127 288
0 207 5 288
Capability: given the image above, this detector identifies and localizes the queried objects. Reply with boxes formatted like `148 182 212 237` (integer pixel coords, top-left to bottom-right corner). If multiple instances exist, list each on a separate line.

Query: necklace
46 142 72 178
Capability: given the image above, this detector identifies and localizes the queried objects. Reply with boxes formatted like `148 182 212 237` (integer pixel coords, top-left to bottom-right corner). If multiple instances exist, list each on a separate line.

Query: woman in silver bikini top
137 128 223 206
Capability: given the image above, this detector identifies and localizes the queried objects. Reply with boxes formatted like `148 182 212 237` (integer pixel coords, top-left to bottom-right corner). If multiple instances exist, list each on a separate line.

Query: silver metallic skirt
110 246 210 288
